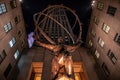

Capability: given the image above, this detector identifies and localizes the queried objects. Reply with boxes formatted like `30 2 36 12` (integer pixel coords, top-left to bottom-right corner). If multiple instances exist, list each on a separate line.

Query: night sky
21 0 92 42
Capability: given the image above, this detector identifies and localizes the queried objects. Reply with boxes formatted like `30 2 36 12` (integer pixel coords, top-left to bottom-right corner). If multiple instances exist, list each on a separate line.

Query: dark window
1 50 7 59
0 56 2 64
0 3 7 15
18 30 22 37
114 33 120 45
0 50 7 64
102 63 110 77
10 0 17 9
4 63 12 78
107 6 117 16
14 16 20 24
107 50 117 64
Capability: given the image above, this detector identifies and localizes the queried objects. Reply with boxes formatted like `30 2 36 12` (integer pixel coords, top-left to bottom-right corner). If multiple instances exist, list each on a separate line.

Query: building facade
87 0 120 80
37 8 75 45
0 0 28 80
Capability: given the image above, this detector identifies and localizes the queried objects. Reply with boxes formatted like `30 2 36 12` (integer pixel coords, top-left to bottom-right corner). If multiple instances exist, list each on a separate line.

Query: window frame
9 37 16 48
18 30 22 37
14 50 19 59
114 33 120 45
4 22 12 33
10 0 17 9
0 3 7 15
107 50 117 64
94 16 99 25
102 23 110 33
97 1 104 10
98 37 104 47
0 56 3 64
89 40 93 47
107 6 117 16
102 63 110 77
1 50 7 59
4 63 12 78
94 50 100 59
91 29 96 37
14 16 20 24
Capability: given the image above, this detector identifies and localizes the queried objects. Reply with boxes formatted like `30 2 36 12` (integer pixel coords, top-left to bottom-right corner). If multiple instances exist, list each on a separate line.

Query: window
89 40 93 47
14 50 19 59
22 41 24 47
114 33 120 45
4 22 12 33
0 56 2 64
107 6 117 16
14 16 20 24
18 30 22 37
98 38 104 47
94 16 99 25
0 50 7 64
0 3 7 15
4 63 12 78
102 63 110 77
95 50 100 59
107 50 117 64
10 0 17 9
97 1 104 10
102 23 110 33
91 29 96 37
1 50 7 59
9 37 16 47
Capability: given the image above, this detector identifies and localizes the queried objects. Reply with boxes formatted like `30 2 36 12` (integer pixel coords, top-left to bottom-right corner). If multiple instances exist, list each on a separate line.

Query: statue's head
57 37 64 44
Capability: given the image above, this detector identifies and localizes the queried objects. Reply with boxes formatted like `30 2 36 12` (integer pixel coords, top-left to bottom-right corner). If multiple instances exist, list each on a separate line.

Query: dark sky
21 0 92 42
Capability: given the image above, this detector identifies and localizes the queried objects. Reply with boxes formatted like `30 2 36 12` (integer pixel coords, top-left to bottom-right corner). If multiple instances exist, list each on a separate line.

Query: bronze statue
33 4 82 80
34 36 81 80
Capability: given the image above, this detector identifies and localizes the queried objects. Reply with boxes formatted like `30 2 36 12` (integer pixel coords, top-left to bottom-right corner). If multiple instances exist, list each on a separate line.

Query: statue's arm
66 45 79 52
35 40 61 53
66 40 82 52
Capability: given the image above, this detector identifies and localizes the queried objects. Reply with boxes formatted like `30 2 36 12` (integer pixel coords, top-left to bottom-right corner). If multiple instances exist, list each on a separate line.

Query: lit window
107 50 117 64
114 33 120 45
4 22 12 33
91 29 96 37
10 0 17 9
89 40 93 47
0 3 7 15
9 37 16 47
14 50 19 59
98 38 104 47
102 63 110 77
107 6 117 16
94 16 99 25
94 50 100 59
97 1 104 10
102 23 110 33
